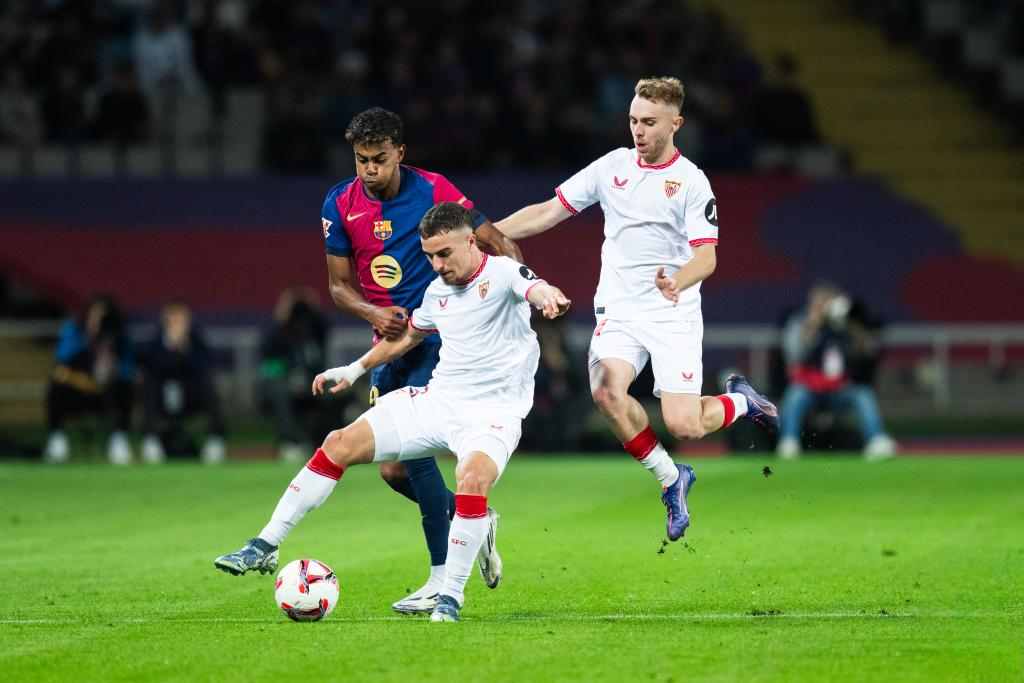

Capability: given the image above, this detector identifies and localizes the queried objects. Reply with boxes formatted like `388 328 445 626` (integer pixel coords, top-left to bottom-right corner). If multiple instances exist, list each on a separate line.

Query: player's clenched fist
369 306 408 340
312 362 367 395
655 266 680 306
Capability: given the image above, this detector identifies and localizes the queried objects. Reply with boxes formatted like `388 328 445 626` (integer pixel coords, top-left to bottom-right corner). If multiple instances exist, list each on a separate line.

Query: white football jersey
557 147 718 321
409 254 543 418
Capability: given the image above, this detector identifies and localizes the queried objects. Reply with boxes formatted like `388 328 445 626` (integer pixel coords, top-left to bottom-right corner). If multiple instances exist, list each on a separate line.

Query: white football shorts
588 317 704 397
358 385 521 480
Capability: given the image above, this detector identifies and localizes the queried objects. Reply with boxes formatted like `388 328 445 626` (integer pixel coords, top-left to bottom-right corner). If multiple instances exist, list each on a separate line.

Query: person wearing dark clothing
94 63 150 145
260 287 339 461
44 294 134 464
140 300 225 463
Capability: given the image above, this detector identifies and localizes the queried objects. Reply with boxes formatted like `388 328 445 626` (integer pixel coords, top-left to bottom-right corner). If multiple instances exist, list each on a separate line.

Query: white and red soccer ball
274 559 339 622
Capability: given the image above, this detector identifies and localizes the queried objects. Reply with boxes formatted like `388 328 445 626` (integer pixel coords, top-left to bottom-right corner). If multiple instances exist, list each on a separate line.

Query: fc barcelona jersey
321 166 485 343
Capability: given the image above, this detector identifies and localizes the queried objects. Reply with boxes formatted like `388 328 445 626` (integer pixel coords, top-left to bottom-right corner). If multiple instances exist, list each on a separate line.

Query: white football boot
477 507 502 589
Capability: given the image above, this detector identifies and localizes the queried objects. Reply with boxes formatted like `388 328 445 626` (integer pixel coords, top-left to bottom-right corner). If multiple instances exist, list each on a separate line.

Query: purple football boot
725 374 780 435
661 464 696 541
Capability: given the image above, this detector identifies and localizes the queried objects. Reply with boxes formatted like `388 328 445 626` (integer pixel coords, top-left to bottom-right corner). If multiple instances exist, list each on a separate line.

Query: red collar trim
636 149 680 169
456 253 488 286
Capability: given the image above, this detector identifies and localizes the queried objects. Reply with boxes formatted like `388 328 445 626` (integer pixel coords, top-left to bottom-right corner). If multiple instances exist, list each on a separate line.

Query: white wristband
323 362 366 386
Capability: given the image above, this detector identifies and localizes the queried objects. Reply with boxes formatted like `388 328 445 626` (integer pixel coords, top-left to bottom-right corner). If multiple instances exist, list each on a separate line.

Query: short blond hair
635 77 684 111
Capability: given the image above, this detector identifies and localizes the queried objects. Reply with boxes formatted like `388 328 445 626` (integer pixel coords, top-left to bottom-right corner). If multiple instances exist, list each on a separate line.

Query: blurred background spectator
0 0 842 176
776 283 895 460
0 0 1021 461
521 315 588 451
139 299 225 464
260 287 343 462
44 293 134 464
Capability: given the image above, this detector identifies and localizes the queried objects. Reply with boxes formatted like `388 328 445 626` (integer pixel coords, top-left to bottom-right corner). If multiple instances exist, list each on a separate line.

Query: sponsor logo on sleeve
704 198 718 226
519 265 540 281
322 218 332 237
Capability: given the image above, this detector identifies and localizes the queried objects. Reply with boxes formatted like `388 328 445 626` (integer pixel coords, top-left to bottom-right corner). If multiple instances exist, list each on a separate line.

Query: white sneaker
107 431 132 465
201 436 226 464
776 436 801 460
392 584 442 614
477 507 502 589
44 431 69 464
141 434 166 464
864 434 896 461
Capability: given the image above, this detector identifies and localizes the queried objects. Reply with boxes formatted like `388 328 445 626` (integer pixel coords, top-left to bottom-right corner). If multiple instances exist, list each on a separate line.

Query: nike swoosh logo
347 212 367 221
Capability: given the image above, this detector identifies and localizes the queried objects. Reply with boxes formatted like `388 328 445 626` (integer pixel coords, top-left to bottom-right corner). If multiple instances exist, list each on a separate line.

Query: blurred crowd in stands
42 290 354 464
0 0 827 174
36 282 898 463
860 0 1024 128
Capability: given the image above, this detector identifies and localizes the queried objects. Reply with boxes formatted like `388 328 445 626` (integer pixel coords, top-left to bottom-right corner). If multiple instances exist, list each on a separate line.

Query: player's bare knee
320 429 349 465
455 469 490 496
378 460 405 484
666 416 703 441
591 383 625 415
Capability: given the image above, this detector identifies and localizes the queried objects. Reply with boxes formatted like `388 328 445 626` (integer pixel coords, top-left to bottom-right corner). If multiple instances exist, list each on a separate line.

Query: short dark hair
344 107 403 147
419 202 473 239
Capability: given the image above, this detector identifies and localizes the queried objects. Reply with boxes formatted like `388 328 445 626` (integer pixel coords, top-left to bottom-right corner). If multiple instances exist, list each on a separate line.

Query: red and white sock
715 393 749 429
623 427 679 488
440 494 489 607
259 448 344 547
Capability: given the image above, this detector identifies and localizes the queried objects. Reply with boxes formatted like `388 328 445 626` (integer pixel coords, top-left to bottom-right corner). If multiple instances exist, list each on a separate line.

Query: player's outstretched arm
655 244 716 306
495 197 574 239
312 327 426 395
326 254 408 340
526 282 572 319
475 220 523 262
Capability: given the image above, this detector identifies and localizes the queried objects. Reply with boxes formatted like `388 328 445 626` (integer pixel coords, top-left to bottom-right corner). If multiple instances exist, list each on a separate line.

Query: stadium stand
703 0 1024 271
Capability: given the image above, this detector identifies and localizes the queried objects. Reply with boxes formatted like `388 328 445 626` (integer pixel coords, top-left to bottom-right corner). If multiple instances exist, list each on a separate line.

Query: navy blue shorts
369 342 441 404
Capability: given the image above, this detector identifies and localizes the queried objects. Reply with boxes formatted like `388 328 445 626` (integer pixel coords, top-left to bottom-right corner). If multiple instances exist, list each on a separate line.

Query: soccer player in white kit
214 202 571 622
496 77 779 541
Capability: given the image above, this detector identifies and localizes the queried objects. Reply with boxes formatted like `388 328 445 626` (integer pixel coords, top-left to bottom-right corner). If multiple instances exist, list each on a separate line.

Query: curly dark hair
344 107 404 147
419 202 473 239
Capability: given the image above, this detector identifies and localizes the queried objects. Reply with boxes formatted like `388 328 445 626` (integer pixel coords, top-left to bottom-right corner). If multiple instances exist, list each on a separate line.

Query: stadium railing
2 320 1023 418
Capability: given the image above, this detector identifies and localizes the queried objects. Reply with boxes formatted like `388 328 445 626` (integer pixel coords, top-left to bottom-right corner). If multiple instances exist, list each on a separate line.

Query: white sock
644 444 679 487
726 392 749 418
440 497 489 607
422 565 446 593
259 451 343 546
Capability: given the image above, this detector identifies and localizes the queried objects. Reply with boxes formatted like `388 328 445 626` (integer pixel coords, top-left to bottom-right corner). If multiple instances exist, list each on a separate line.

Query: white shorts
358 386 522 481
588 318 704 397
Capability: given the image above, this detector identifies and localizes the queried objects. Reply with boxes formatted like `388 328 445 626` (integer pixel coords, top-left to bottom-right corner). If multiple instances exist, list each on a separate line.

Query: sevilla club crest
373 220 393 240
478 279 490 300
664 180 681 198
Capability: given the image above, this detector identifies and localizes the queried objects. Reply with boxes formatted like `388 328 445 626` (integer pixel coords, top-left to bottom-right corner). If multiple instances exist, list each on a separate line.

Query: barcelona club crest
373 220 393 240
664 180 681 199
478 279 490 300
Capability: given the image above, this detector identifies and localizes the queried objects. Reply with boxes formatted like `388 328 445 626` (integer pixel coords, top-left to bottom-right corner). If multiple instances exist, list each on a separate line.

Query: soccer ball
273 559 339 622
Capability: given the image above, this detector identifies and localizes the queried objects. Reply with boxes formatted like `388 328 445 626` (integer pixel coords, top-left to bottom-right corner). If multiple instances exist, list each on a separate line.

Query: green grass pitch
2 455 1022 682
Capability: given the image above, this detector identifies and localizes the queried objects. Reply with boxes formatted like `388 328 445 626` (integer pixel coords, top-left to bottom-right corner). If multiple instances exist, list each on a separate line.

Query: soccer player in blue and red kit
238 108 517 615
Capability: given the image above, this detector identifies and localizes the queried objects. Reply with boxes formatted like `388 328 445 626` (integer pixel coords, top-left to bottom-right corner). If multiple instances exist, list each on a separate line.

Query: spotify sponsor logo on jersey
370 255 403 288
